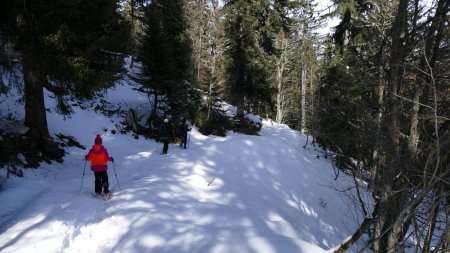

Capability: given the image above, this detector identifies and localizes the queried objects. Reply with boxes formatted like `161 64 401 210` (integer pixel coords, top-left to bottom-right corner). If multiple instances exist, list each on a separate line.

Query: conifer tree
123 0 145 68
185 0 228 133
222 0 302 126
140 0 197 122
272 0 319 131
320 0 450 251
0 0 130 166
223 0 270 122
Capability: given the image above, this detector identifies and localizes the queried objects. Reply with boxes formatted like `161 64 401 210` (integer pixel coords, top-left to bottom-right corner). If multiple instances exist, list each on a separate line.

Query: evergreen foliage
222 0 274 120
319 0 450 251
185 0 230 135
0 0 130 166
222 0 305 130
314 53 378 168
8 0 129 100
139 0 198 122
271 0 319 131
195 107 231 137
0 0 448 251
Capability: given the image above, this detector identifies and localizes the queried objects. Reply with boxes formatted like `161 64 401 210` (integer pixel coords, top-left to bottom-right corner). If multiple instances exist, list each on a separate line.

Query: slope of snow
0 73 364 253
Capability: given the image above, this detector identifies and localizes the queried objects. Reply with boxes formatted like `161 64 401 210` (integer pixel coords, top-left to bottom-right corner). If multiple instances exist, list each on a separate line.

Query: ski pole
151 141 160 153
112 161 121 189
187 132 190 149
172 130 177 144
80 160 87 192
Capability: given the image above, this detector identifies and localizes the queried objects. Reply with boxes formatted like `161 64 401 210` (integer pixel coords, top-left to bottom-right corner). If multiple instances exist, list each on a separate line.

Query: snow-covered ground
0 66 366 253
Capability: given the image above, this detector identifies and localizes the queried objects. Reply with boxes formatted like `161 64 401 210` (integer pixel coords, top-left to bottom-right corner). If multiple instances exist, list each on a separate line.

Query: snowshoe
93 192 112 200
100 192 112 200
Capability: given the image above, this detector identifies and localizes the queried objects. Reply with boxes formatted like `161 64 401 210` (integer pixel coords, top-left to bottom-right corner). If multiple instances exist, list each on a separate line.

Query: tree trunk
207 57 215 121
129 0 136 69
153 92 158 117
371 39 386 190
408 77 421 158
301 64 306 132
423 188 443 252
333 217 374 253
408 0 449 158
197 27 203 82
374 0 409 251
207 82 212 121
274 32 296 125
23 55 63 166
431 221 450 253
275 67 283 123
275 36 286 123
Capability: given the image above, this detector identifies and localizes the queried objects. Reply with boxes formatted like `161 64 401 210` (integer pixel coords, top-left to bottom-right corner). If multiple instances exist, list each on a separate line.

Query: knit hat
95 134 102 145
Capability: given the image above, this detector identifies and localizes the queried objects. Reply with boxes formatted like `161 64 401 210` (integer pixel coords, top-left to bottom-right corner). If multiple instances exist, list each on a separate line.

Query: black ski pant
180 133 187 149
94 171 109 194
162 140 169 154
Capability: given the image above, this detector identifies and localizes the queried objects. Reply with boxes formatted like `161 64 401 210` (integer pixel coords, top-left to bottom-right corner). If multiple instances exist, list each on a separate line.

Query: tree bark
408 0 449 158
333 217 374 253
374 0 410 251
275 35 287 124
431 221 450 253
423 188 443 252
301 63 306 132
23 55 63 166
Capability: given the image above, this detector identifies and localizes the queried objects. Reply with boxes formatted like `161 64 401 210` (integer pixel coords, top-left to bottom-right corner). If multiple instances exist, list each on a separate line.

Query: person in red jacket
85 134 114 195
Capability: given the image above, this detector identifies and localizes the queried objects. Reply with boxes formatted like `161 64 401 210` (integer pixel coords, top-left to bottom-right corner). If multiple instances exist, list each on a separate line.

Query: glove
85 155 88 161
110 157 114 162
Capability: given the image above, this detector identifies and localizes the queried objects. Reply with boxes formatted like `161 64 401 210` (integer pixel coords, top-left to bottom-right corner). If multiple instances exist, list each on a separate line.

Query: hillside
0 70 365 253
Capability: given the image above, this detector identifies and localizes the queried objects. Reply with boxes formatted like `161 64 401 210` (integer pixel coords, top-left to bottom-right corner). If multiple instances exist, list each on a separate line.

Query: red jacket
87 144 112 172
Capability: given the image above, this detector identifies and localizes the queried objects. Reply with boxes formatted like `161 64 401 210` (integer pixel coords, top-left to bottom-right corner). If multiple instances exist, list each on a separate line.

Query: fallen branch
333 217 374 253
207 176 216 186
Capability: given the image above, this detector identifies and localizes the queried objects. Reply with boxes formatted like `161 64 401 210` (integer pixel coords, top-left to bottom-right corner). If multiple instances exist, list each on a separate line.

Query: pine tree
123 0 145 68
0 0 130 166
222 0 278 125
139 0 197 123
185 0 229 133
272 0 319 131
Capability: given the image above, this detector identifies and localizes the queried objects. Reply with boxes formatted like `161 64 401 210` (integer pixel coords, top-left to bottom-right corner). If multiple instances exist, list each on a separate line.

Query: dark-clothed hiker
159 118 170 154
85 134 114 194
179 118 191 149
